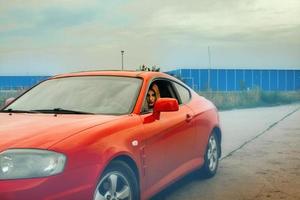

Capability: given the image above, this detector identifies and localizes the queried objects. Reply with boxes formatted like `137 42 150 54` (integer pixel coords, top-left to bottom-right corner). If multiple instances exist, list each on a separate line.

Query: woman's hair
150 84 160 99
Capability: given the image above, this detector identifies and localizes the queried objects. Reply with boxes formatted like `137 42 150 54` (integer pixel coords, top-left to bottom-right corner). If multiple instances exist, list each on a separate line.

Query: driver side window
142 79 180 114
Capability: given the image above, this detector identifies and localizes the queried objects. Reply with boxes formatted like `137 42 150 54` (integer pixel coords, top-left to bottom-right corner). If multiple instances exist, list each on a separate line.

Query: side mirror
4 97 15 107
153 98 179 119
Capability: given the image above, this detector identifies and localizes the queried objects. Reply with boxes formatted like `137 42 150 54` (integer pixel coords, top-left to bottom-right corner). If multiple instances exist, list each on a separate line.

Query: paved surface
219 103 300 158
151 103 300 200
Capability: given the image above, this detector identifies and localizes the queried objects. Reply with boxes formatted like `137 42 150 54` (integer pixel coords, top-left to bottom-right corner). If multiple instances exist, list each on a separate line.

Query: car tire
199 131 220 178
93 160 139 200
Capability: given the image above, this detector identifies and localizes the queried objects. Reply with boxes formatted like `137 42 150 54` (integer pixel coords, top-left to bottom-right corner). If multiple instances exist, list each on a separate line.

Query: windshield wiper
31 108 94 115
1 108 39 113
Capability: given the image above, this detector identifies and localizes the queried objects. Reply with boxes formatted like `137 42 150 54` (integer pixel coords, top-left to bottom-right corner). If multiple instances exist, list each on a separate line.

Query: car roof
51 70 174 80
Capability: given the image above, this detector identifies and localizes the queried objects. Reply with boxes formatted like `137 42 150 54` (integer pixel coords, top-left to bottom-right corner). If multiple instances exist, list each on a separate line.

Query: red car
0 71 221 200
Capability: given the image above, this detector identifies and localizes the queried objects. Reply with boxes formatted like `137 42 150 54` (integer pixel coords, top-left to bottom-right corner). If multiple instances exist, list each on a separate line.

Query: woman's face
146 89 156 108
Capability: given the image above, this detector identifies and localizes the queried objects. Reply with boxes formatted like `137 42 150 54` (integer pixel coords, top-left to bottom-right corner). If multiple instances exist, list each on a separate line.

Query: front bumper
0 164 103 200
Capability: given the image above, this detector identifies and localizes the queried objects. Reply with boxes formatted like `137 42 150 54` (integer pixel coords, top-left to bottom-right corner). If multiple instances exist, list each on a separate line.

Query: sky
0 0 299 75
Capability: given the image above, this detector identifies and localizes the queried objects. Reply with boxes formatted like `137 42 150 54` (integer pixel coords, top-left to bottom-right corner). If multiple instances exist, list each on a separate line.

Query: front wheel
199 132 220 178
93 160 139 200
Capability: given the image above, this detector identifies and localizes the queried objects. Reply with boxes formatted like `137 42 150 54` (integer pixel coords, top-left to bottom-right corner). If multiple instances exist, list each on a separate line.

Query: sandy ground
151 104 300 200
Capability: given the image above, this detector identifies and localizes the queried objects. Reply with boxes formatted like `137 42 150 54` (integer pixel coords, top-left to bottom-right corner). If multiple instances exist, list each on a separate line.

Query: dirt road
151 103 300 200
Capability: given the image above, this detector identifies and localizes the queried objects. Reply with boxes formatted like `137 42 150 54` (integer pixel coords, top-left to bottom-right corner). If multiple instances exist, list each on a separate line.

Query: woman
146 84 160 109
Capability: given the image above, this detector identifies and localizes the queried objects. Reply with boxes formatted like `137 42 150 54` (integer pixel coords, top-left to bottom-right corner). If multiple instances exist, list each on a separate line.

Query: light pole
121 50 124 70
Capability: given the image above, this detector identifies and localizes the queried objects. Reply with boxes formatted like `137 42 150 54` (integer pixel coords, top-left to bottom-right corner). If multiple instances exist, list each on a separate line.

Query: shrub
0 90 23 108
200 89 300 110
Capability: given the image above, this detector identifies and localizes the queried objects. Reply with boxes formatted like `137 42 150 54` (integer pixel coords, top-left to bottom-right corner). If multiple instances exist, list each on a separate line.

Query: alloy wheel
94 171 132 200
207 135 218 172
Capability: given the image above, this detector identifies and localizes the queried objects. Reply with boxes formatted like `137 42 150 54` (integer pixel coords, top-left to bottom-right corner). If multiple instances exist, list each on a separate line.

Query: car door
139 79 197 190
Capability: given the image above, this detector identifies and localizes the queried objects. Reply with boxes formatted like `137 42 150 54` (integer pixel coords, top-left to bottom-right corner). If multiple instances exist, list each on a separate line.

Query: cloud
129 0 300 45
2 0 299 44
0 0 299 74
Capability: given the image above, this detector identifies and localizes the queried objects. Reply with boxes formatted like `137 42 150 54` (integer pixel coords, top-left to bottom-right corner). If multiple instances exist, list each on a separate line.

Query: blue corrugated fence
1 69 300 91
0 76 49 90
167 69 300 91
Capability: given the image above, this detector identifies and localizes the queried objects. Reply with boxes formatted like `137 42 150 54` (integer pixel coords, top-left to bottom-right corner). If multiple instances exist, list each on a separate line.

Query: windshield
4 76 142 115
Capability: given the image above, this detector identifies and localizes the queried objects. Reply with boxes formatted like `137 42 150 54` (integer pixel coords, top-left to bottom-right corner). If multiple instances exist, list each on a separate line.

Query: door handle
186 114 193 122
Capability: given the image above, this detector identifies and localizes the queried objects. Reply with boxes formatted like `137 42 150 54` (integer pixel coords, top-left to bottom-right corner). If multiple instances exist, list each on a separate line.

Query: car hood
0 113 124 152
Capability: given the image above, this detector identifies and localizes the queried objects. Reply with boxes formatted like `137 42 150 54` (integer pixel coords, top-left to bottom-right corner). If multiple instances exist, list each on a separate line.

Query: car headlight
0 149 66 180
